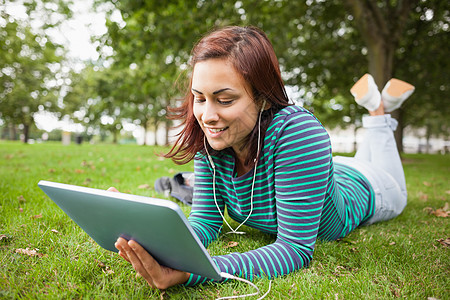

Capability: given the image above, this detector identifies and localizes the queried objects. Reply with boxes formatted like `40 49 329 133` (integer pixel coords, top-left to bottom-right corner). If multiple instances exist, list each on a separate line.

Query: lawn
0 141 448 299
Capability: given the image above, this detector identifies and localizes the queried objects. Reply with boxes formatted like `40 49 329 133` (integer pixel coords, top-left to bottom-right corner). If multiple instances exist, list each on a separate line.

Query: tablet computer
38 180 222 281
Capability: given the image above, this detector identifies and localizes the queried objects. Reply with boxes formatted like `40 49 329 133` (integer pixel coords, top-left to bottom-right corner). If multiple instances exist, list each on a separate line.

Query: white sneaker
381 78 415 112
350 73 381 111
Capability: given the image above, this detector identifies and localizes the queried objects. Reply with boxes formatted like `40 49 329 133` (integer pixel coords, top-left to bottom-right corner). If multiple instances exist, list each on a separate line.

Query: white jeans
334 114 407 225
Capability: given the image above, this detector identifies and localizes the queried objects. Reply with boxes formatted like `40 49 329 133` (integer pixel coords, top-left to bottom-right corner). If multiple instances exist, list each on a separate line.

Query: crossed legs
337 74 414 224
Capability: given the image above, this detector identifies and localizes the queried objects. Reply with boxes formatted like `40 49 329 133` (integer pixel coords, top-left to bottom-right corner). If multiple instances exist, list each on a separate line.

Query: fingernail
129 241 136 250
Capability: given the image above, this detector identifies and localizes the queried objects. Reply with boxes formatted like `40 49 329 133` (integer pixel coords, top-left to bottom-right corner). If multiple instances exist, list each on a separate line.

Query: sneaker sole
384 78 415 97
350 73 371 100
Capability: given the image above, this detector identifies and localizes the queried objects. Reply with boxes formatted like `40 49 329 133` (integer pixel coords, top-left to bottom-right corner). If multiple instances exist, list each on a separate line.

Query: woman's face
192 58 260 160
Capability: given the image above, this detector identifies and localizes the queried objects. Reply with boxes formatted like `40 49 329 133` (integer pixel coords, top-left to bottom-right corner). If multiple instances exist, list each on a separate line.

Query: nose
201 100 219 124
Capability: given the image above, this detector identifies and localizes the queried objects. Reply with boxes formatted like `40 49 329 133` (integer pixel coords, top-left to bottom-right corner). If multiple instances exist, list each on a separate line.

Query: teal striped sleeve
188 156 224 248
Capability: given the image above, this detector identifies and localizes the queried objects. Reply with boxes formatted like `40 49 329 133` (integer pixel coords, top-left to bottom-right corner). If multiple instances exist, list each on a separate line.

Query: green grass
1 141 449 299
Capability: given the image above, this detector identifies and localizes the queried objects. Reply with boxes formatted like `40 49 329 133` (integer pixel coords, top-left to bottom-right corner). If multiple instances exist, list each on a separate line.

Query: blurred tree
395 1 450 152
0 10 63 143
0 0 73 143
91 0 448 151
119 63 168 146
64 62 169 145
343 0 449 151
242 0 367 146
93 67 125 143
62 66 98 124
95 0 244 143
63 65 125 143
243 0 449 152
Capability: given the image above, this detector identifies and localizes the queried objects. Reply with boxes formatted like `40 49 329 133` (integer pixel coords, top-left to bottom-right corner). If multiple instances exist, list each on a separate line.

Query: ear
259 99 271 112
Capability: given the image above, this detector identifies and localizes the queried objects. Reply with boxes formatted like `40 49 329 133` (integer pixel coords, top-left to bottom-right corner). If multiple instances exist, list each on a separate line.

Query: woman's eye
217 99 234 105
194 98 205 103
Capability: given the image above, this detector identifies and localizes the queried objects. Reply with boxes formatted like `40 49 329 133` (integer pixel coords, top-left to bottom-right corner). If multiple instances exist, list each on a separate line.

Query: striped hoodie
185 105 374 285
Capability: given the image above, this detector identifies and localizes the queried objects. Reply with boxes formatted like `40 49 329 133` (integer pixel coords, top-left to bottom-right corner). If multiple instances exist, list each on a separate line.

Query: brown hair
165 26 290 165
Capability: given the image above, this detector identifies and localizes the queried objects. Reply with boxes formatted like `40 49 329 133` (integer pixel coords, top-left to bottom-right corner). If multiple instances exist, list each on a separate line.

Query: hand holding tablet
105 185 191 287
38 180 222 281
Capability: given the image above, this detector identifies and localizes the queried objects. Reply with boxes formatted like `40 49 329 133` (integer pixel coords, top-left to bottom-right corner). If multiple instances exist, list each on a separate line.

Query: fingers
115 237 131 262
107 187 119 192
115 238 156 287
115 238 189 289
128 240 161 288
118 251 130 263
129 240 190 288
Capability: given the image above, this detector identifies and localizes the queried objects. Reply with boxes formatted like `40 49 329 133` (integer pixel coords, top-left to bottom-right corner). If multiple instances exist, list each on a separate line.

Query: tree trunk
367 42 407 154
23 123 29 144
154 119 158 146
391 110 404 153
344 0 416 153
425 123 432 154
367 39 394 88
113 130 118 144
1 125 5 139
165 120 171 146
143 124 148 146
353 124 358 153
9 124 17 140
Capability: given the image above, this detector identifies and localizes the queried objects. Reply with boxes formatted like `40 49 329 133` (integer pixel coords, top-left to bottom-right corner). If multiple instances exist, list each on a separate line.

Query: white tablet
38 180 222 281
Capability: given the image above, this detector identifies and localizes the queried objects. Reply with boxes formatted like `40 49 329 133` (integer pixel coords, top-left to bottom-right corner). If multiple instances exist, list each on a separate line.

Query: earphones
260 100 266 112
204 100 266 235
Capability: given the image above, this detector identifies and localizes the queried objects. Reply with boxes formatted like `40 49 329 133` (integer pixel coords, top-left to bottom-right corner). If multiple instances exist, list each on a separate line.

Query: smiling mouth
209 128 227 133
205 127 229 135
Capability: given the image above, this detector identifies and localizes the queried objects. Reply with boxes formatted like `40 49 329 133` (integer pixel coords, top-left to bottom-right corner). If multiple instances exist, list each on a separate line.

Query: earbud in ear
261 100 266 112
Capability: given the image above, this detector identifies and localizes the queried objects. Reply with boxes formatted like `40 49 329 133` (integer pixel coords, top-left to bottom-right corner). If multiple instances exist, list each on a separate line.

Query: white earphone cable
204 101 272 299
204 101 265 235
217 272 272 300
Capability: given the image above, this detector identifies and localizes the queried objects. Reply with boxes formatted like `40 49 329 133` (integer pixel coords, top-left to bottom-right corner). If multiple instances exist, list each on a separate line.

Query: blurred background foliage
0 0 448 151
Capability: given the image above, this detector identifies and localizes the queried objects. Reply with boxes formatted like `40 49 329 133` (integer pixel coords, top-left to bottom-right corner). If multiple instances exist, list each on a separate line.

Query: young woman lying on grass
110 26 414 289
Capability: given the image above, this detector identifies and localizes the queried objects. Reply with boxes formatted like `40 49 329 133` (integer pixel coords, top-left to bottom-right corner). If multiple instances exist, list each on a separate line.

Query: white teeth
209 128 225 133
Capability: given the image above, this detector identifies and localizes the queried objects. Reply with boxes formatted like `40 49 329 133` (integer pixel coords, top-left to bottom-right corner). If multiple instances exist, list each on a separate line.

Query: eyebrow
191 88 233 95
